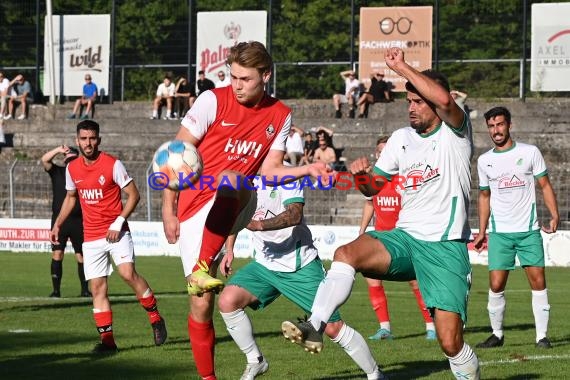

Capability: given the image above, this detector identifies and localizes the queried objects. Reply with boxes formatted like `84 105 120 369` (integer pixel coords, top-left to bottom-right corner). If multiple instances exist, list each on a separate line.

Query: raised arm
385 47 464 129
41 145 67 171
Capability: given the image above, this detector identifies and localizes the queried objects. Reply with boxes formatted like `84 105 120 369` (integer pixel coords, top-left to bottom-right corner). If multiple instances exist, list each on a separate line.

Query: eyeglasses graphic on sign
379 17 412 35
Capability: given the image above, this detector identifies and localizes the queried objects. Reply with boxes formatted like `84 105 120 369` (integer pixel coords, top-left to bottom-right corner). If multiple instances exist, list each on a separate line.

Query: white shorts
82 231 135 280
179 191 257 277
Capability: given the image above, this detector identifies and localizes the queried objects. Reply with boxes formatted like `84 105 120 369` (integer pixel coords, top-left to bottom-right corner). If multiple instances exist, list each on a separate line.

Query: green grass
1 252 569 379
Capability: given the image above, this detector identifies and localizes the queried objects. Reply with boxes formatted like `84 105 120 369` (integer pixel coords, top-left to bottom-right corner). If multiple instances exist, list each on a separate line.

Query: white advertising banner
196 11 267 84
531 3 570 91
43 14 110 96
1 219 569 268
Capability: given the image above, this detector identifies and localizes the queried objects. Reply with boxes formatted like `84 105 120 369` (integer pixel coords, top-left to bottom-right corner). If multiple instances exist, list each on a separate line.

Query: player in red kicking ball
161 41 332 380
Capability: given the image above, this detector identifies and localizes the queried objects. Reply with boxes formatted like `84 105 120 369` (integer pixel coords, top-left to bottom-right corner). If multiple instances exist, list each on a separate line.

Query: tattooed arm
246 203 304 232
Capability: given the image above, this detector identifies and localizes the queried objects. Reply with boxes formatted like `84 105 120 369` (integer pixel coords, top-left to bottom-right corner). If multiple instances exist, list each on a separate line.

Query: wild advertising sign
43 15 110 96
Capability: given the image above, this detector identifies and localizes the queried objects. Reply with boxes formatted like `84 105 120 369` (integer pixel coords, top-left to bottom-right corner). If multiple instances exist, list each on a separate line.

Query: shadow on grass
299 358 449 379
0 331 194 379
4 298 139 312
466 322 536 334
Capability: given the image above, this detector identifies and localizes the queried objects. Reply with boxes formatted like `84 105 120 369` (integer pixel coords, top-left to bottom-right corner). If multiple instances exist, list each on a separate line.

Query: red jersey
66 152 132 241
372 184 401 231
178 86 291 222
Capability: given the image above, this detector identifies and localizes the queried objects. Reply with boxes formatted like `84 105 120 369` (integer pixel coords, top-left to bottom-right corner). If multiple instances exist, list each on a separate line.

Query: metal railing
1 58 532 102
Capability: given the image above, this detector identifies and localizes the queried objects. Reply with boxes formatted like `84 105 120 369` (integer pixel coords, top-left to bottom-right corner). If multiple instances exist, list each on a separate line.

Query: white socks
489 288 550 342
331 323 383 379
309 262 356 331
488 290 505 338
447 343 480 379
220 309 262 363
532 288 550 342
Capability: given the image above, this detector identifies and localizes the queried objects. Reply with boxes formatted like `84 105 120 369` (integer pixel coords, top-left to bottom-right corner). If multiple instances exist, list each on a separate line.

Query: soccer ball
152 140 203 191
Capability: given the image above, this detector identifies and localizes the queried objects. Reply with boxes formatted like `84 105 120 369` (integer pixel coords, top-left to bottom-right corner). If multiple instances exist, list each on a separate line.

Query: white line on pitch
481 354 570 365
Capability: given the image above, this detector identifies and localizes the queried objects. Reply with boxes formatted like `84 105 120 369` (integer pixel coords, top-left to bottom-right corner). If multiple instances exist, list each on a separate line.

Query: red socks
194 191 240 272
188 316 216 380
413 287 433 323
368 285 390 323
94 310 116 347
139 293 162 324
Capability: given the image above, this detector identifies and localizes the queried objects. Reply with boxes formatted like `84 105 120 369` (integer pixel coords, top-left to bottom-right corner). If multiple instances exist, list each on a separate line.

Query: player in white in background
282 47 480 380
50 120 167 353
473 106 559 349
218 176 386 380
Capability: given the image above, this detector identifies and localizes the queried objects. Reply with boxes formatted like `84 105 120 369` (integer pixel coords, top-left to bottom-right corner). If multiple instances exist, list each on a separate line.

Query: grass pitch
1 252 569 379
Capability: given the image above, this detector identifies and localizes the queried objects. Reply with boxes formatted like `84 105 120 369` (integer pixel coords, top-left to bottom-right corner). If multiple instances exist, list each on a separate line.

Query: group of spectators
285 125 344 170
150 70 230 120
333 69 394 119
0 72 33 120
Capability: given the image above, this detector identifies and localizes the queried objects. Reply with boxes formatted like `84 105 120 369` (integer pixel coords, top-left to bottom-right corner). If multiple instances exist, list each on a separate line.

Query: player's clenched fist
385 47 405 69
349 157 372 176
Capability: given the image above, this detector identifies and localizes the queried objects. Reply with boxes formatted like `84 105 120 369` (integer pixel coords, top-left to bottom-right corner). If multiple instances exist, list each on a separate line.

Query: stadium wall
2 218 569 267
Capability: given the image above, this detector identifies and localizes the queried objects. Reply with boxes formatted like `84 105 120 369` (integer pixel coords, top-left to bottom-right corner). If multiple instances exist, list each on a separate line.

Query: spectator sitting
196 70 215 96
67 73 98 120
314 126 334 148
313 135 336 167
300 131 317 165
357 72 392 118
174 76 197 119
150 74 176 120
7 74 33 120
333 70 360 118
0 71 10 119
285 125 304 166
215 70 230 88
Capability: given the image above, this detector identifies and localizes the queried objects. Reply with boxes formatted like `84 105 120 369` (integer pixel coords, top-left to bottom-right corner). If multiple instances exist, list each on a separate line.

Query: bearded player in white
218 177 386 380
473 106 559 349
282 47 480 379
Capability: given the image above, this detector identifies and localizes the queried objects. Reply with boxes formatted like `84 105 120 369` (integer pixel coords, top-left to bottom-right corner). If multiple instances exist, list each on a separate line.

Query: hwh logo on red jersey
376 196 399 207
79 189 103 200
224 138 263 158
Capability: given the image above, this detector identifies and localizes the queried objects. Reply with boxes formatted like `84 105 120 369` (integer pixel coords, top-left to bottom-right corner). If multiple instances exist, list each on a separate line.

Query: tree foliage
0 0 568 100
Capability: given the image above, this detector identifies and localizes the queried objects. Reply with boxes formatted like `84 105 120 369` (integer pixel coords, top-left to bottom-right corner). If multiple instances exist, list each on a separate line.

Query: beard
493 133 509 147
78 146 98 160
410 120 429 134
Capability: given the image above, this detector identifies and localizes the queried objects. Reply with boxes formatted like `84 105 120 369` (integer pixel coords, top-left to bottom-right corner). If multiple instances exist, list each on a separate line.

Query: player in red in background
359 136 435 341
161 41 332 380
50 120 167 353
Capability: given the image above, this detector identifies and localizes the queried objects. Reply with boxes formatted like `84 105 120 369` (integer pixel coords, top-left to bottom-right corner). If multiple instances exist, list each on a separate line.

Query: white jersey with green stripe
477 142 547 233
249 177 318 272
374 114 473 241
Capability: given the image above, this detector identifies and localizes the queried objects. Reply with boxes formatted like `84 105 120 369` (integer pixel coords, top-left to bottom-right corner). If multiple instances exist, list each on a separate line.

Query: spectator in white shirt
333 70 360 119
215 70 231 88
150 75 176 120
